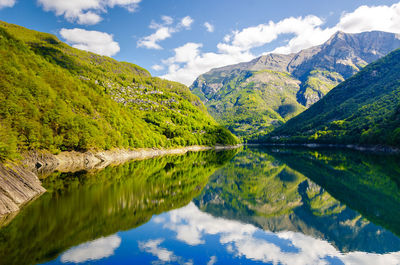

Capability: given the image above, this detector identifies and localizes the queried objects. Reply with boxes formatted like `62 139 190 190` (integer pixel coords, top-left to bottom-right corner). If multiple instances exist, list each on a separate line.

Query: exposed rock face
190 31 400 136
0 163 45 216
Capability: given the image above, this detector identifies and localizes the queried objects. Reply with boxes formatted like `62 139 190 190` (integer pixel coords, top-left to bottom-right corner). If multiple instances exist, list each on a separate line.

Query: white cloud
158 203 400 265
137 27 172 50
180 16 194 29
61 235 121 263
223 34 231 42
106 0 140 12
137 15 194 50
152 64 165 71
76 11 103 25
37 0 141 25
337 3 400 34
269 21 336 54
0 0 16 9
161 15 174 25
204 22 214 33
217 15 333 55
60 28 120 56
161 42 254 85
166 42 203 64
158 2 400 86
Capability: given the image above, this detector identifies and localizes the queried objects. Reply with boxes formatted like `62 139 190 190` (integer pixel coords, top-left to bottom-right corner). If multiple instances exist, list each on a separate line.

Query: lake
1 147 400 265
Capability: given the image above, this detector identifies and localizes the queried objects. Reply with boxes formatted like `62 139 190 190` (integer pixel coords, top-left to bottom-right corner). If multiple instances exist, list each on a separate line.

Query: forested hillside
0 21 237 160
261 48 400 147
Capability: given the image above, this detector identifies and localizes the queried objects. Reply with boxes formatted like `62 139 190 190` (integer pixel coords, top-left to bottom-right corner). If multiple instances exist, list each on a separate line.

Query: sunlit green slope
263 48 400 147
0 21 238 160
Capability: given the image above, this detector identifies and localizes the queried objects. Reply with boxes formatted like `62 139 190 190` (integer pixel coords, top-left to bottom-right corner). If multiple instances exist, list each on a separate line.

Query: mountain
190 31 400 137
264 48 400 147
0 21 238 161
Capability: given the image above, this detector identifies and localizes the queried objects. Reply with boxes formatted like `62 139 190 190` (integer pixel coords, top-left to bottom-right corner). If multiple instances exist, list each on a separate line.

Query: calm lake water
1 147 400 265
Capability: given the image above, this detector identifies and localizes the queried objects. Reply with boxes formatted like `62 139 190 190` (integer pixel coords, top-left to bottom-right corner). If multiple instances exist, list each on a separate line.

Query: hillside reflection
195 147 400 253
0 150 236 265
1 147 400 265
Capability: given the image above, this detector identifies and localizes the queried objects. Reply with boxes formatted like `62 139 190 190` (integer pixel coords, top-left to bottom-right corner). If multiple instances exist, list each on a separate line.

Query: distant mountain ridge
190 31 400 137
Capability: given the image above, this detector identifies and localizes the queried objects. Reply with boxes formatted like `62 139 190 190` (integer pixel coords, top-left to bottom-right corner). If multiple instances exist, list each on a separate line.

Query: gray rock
0 163 45 216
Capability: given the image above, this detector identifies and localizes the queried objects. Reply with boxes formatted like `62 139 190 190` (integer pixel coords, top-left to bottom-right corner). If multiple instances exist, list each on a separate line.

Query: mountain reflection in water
0 147 399 265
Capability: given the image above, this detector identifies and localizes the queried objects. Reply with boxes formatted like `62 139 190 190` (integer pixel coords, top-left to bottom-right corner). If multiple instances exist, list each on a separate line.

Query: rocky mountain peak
326 30 346 42
190 30 400 137
250 53 294 72
291 31 400 80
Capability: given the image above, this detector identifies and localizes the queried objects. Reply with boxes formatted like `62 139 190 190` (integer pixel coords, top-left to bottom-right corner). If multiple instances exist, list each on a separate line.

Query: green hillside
191 31 400 139
262 49 400 147
192 68 306 137
0 21 238 160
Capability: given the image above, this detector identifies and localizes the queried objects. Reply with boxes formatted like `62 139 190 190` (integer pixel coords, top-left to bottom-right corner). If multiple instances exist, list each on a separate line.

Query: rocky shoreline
0 163 45 217
0 145 241 219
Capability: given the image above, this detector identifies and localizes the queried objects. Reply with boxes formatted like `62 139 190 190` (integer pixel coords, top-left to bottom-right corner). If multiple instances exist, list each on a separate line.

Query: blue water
1 147 400 265
44 202 400 265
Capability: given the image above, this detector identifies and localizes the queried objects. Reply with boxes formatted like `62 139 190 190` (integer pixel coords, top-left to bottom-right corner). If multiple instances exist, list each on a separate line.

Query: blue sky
1 0 400 85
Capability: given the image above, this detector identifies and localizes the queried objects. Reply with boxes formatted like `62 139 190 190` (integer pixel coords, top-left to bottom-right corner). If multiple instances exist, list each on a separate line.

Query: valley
191 31 400 138
1 1 400 263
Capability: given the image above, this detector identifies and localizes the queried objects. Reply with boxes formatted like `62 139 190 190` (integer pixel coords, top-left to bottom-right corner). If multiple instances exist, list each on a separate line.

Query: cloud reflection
138 239 176 262
60 234 121 263
158 202 400 265
138 238 193 265
207 255 217 265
